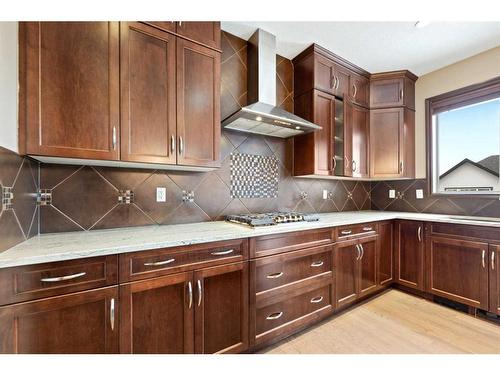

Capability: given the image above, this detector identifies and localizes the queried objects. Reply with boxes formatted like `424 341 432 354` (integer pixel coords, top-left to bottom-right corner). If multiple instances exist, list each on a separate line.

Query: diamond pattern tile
12 159 38 237
195 173 232 218
94 167 154 190
92 204 154 230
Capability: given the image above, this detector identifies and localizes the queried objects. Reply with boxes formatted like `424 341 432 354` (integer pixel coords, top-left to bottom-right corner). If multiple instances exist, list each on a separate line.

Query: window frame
426 76 500 198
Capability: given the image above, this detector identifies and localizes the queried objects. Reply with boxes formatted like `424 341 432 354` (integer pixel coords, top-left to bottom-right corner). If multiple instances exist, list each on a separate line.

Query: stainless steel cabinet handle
341 230 352 235
417 226 422 242
332 156 337 171
211 249 234 256
345 156 350 169
310 296 324 304
110 298 115 331
178 21 182 26
336 76 340 90
197 280 202 307
400 161 404 174
188 281 193 309
266 311 283 320
352 160 357 172
170 134 176 154
492 251 495 270
360 244 364 260
40 272 86 283
266 272 284 279
179 136 184 155
143 258 175 267
311 261 324 268
355 244 361 260
352 84 357 98
112 126 117 150
400 88 404 100
482 250 486 269
331 75 336 89
363 227 373 231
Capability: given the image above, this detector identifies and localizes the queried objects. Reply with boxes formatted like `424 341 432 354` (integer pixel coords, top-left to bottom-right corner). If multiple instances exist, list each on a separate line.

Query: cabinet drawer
250 228 333 258
254 245 333 293
119 239 248 282
255 282 333 341
335 222 377 241
0 256 118 306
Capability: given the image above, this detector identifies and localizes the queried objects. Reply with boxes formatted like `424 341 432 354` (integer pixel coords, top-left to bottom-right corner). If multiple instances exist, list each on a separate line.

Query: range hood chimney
222 29 321 138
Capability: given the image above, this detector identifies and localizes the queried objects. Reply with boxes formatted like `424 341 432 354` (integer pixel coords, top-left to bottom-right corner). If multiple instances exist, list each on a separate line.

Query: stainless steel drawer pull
482 250 486 269
492 251 495 270
40 272 86 283
266 311 283 320
143 258 175 267
341 230 352 235
310 261 324 268
188 281 193 309
310 296 324 304
362 227 373 231
211 249 234 256
266 272 284 279
197 279 202 307
110 298 115 331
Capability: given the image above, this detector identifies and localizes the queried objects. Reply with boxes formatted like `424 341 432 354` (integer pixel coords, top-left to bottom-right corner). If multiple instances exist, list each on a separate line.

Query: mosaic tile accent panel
230 153 279 198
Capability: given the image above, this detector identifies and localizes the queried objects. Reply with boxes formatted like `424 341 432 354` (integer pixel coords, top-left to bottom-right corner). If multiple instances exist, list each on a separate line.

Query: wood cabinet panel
0 256 117 306
370 75 416 110
358 237 377 297
335 242 358 308
370 108 403 177
22 22 120 160
120 272 193 354
489 245 500 315
395 220 424 290
350 104 369 178
0 287 118 353
378 221 394 286
120 22 177 164
426 237 489 309
350 74 369 108
176 39 221 167
176 22 221 50
194 262 249 354
144 21 176 33
333 64 350 98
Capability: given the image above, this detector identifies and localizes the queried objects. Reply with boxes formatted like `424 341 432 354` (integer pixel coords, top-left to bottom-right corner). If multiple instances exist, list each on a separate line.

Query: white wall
415 46 500 178
438 163 500 192
0 22 18 153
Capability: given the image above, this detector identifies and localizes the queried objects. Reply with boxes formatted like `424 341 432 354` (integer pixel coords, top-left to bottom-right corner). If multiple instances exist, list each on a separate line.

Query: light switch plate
416 189 424 199
322 189 328 200
156 187 166 202
389 189 396 199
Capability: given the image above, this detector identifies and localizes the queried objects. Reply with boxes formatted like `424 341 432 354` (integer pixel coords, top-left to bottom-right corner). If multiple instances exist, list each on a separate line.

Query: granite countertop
2 210 500 269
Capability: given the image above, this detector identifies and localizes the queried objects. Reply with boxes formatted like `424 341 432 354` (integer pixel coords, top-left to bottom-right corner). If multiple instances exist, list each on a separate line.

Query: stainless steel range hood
222 29 321 138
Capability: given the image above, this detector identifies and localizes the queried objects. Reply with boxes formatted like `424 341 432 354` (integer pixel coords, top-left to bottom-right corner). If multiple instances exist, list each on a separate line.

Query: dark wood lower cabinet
395 220 424 290
490 245 500 315
358 237 377 298
335 241 359 309
378 221 394 286
120 272 194 354
194 262 249 354
0 286 119 354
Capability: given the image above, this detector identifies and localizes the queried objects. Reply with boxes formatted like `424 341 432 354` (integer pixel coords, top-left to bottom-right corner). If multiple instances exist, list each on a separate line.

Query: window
427 78 500 195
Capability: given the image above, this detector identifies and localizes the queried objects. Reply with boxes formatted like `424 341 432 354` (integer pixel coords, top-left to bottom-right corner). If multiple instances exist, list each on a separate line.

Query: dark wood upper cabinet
349 103 369 178
370 71 417 110
370 108 415 178
175 22 221 50
395 220 424 291
120 272 194 354
144 21 177 34
0 287 118 354
194 262 249 354
490 245 500 315
350 74 369 108
120 22 177 164
378 221 394 286
176 39 221 167
426 237 489 309
21 22 120 160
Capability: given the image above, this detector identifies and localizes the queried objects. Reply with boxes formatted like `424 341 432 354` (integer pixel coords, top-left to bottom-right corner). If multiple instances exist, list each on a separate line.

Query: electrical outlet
156 187 166 202
416 189 424 199
389 189 396 199
322 189 328 199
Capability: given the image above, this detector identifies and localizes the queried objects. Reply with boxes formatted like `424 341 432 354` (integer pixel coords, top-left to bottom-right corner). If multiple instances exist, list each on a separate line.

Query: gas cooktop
225 212 320 227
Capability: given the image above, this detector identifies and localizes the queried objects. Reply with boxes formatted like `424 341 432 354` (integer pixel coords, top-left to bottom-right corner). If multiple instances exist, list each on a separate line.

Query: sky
437 98 500 175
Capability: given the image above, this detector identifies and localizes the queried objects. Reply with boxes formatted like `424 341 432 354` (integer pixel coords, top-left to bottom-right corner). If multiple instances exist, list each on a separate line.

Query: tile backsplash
0 146 39 252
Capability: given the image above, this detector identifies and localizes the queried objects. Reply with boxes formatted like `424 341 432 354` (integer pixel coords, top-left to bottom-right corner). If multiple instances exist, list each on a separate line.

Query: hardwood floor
260 290 500 354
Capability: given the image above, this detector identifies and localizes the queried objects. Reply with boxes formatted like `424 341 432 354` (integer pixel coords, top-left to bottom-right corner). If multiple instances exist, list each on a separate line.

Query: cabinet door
313 90 335 175
333 64 350 98
194 262 249 354
120 22 177 164
350 74 369 108
313 54 335 95
490 245 500 315
426 237 489 309
350 104 369 178
343 102 353 177
370 78 404 108
120 272 194 354
395 221 424 290
335 242 359 309
358 237 378 298
378 221 394 286
176 22 221 50
22 22 120 160
370 108 404 178
177 39 221 167
0 287 118 353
